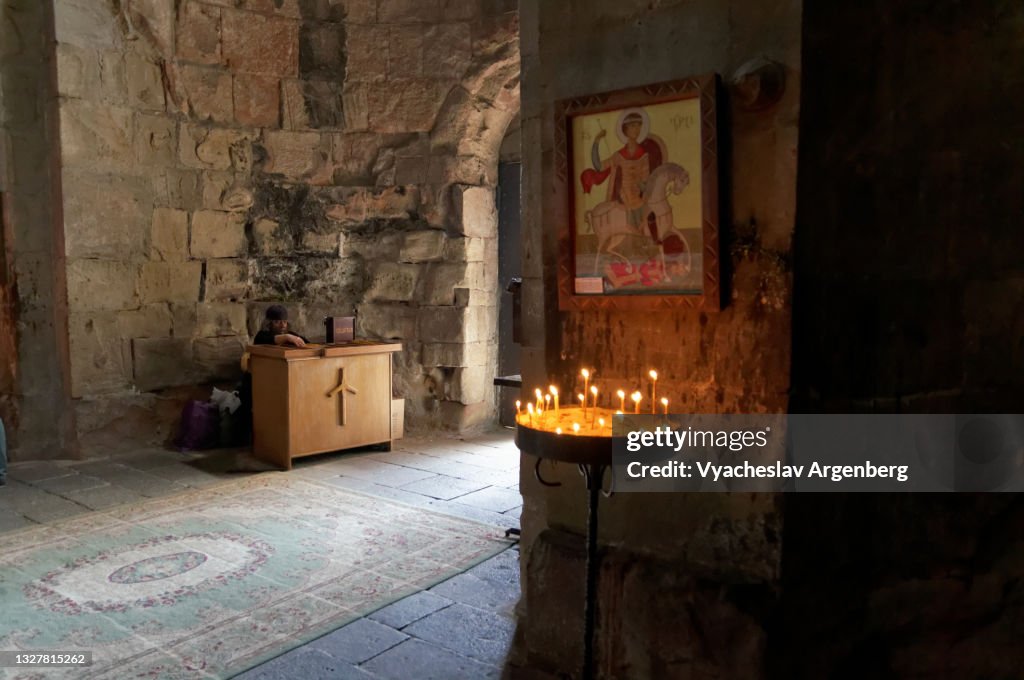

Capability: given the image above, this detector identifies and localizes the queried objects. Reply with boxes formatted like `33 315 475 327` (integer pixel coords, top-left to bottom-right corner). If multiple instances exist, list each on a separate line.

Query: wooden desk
249 341 402 469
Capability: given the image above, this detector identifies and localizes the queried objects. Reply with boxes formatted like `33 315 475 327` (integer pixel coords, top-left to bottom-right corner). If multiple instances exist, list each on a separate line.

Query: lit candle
581 369 591 415
649 370 658 414
598 417 605 430
535 388 543 412
615 410 623 415
515 399 522 424
527 402 535 427
632 391 642 414
661 397 669 415
556 427 563 435
589 385 598 414
578 392 586 418
573 422 580 434
545 393 551 415
617 389 626 412
550 385 559 416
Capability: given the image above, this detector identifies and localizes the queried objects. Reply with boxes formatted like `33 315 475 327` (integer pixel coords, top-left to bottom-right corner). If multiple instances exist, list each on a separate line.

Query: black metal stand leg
581 463 605 680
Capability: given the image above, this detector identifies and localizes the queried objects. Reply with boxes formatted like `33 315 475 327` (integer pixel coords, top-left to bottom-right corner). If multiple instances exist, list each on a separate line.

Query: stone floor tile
33 473 109 495
452 486 523 513
428 572 520 613
60 484 147 511
0 512 37 534
328 458 438 487
309 617 408 664
17 495 90 523
7 461 75 483
503 506 522 520
112 449 190 471
318 476 434 509
144 464 224 487
465 549 521 590
235 648 374 680
359 638 501 680
92 468 188 498
398 475 488 501
425 499 519 529
403 602 515 666
368 591 454 630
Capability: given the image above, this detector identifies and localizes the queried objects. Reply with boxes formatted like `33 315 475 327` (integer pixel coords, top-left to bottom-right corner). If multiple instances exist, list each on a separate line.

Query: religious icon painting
554 74 722 311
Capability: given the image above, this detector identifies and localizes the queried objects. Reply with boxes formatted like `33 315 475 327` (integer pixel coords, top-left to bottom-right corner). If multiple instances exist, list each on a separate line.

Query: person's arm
592 130 610 170
274 333 306 348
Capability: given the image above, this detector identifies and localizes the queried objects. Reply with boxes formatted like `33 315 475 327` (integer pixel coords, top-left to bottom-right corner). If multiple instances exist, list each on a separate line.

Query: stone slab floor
0 430 522 680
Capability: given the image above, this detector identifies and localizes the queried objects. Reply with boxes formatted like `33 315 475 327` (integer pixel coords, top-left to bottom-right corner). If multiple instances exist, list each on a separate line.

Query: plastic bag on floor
210 387 242 414
175 400 221 451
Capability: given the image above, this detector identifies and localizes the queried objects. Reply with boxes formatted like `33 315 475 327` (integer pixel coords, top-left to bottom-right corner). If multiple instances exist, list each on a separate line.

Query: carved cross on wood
326 367 358 425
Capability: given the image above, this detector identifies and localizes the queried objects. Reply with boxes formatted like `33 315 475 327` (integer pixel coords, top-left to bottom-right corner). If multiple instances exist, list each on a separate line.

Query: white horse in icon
584 162 691 278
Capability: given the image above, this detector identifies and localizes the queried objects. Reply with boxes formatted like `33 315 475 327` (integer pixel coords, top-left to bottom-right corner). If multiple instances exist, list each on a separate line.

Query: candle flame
578 393 585 402
617 389 625 398
535 388 543 399
573 423 580 433
581 368 590 379
599 418 605 427
661 397 668 405
515 400 521 408
649 370 658 380
632 392 642 402
527 403 535 413
590 385 598 395
549 385 558 396
556 427 562 434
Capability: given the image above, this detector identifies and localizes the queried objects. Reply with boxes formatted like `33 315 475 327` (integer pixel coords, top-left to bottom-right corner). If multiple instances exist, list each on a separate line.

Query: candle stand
515 419 618 680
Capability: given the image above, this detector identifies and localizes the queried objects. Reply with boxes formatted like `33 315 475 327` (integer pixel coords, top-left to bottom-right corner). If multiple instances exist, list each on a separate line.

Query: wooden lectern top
247 340 403 361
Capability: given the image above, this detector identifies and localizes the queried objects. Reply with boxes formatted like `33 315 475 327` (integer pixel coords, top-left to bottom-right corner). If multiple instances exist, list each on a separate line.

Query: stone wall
514 0 800 677
46 0 519 454
0 0 78 459
779 2 1024 676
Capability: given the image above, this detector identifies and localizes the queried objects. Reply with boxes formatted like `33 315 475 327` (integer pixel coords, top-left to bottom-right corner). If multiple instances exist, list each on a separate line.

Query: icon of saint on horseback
579 107 691 288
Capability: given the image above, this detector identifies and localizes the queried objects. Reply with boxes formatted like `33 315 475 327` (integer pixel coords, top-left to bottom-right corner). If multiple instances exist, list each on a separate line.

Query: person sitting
253 304 308 347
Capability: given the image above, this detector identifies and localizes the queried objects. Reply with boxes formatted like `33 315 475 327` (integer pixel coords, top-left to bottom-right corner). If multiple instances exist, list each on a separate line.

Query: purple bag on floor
175 400 221 451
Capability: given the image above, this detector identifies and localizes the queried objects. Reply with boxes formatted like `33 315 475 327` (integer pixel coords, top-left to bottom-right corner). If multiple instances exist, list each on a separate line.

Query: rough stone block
378 0 441 23
179 125 252 171
151 207 189 262
423 23 472 79
222 9 299 76
117 304 173 338
356 303 417 340
64 172 151 259
453 185 498 237
176 64 233 124
193 335 245 383
196 302 248 337
300 24 346 79
448 365 489 404
464 262 498 291
134 113 177 166
422 342 489 368
331 132 380 183
176 1 222 64
418 306 466 343
400 230 446 263
388 25 425 78
97 50 128 104
56 43 99 99
368 79 451 133
342 82 370 130
301 231 342 254
191 210 247 258
125 54 165 110
138 262 202 303
344 26 389 83
366 263 420 302
55 0 122 49
125 0 174 56
324 186 419 224
280 78 345 131
158 169 203 211
66 259 139 312
199 172 235 209
253 218 291 255
423 263 468 305
133 338 194 391
68 312 132 397
439 400 495 432
172 302 198 336
59 99 133 167
262 130 326 180
443 236 489 263
234 73 280 127
453 288 495 307
343 231 402 261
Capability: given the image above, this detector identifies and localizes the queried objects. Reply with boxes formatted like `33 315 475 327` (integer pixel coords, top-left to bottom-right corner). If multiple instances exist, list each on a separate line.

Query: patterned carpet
0 475 509 679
